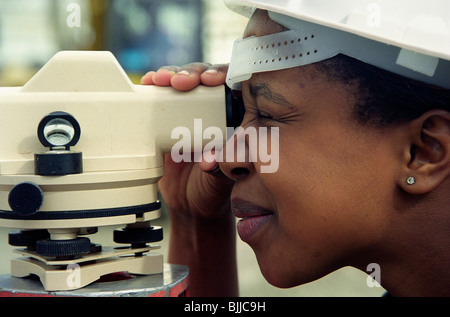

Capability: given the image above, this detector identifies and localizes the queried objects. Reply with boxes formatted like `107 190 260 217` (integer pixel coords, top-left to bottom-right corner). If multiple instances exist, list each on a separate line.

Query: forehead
243 10 287 38
241 10 323 80
226 9 303 90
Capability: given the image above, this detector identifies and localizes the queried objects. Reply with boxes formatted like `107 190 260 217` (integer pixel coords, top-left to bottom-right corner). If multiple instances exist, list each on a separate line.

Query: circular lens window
43 118 75 147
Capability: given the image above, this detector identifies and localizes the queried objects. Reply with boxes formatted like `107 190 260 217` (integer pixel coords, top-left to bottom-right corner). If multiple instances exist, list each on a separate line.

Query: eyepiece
225 86 245 128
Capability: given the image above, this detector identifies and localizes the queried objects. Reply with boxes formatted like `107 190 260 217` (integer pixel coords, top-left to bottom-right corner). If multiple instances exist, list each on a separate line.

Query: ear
399 110 450 194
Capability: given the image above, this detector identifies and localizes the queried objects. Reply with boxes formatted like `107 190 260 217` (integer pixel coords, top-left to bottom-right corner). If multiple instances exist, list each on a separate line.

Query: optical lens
43 118 75 147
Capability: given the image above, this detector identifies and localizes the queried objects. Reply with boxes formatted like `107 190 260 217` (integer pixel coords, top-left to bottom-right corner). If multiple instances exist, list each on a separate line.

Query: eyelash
242 96 286 125
256 110 275 123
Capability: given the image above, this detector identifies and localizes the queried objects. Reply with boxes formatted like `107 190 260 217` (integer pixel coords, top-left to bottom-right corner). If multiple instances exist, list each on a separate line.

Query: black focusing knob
8 182 44 216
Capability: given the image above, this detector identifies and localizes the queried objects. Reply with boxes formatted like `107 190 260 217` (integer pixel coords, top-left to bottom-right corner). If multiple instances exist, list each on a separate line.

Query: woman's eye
256 110 274 122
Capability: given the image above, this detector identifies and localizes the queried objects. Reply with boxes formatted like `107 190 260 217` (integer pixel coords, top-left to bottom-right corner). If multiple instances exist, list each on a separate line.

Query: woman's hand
141 63 238 296
141 62 229 91
142 63 233 219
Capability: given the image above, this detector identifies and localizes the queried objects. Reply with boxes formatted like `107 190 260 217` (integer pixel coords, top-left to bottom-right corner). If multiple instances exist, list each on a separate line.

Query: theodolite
0 51 243 291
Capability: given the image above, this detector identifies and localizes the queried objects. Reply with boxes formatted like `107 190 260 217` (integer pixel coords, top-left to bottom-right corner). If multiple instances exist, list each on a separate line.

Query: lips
232 199 274 242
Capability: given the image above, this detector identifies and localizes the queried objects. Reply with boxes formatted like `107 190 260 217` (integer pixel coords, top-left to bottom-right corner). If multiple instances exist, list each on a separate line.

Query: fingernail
177 70 190 76
204 69 218 75
158 69 175 75
140 71 155 84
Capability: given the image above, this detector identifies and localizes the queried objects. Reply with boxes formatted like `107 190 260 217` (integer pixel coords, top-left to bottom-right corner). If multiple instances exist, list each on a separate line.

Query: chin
254 252 303 289
260 265 327 289
258 264 309 288
255 248 329 289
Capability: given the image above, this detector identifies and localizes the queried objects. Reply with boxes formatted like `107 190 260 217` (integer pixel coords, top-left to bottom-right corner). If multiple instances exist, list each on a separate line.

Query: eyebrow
249 82 295 109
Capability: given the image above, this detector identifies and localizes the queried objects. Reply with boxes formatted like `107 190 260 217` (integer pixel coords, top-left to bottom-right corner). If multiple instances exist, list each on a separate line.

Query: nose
219 127 255 181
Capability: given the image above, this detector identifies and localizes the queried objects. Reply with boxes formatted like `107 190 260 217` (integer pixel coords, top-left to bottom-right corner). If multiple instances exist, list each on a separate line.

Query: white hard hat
224 0 450 90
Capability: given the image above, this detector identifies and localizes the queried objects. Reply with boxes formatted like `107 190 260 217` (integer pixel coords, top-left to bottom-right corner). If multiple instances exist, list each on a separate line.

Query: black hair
317 54 450 128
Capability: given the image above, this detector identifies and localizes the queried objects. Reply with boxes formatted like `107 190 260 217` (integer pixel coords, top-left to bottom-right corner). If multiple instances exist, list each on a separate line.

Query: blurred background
0 0 245 85
0 0 385 297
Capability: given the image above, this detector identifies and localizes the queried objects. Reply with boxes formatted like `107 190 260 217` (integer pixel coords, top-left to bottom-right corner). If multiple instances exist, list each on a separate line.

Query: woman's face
219 10 404 287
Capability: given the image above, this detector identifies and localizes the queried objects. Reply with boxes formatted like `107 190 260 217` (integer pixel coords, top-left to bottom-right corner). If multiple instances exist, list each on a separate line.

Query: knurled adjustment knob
36 237 91 258
8 230 50 249
113 226 163 245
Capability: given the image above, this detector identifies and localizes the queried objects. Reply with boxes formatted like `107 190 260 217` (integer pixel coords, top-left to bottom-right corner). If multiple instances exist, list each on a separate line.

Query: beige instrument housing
0 51 227 291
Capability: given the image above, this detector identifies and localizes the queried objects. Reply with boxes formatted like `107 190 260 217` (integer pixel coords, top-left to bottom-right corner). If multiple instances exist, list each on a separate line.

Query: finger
200 64 229 87
140 71 156 85
170 63 212 91
151 67 180 86
198 150 220 173
197 149 230 181
203 163 234 190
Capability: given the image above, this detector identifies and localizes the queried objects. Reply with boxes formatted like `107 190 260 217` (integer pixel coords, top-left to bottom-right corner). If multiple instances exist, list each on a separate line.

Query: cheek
253 129 395 286
251 165 339 287
278 134 391 232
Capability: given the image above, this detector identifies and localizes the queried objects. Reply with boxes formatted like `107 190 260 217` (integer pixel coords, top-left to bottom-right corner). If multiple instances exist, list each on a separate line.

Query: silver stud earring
406 176 416 185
